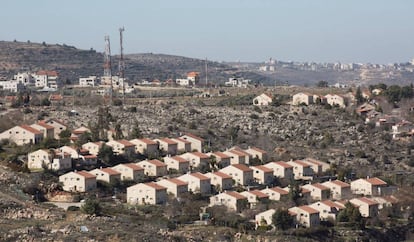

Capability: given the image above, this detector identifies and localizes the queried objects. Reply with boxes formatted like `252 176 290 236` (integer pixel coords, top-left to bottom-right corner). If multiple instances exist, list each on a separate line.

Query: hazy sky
1 0 413 63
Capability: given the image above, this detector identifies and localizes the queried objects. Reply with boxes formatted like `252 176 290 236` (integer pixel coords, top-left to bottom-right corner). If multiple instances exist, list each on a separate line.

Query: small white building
79 76 99 87
289 205 320 228
253 93 273 106
263 161 294 180
349 197 379 218
137 159 167 177
180 151 210 168
59 170 97 192
325 94 346 108
171 137 192 153
27 149 71 171
208 151 231 168
240 190 269 208
42 119 67 139
219 164 254 186
154 138 178 155
177 172 211 195
350 177 388 196
0 125 43 146
163 155 190 173
112 163 145 182
255 209 276 228
309 200 345 222
209 191 247 212
82 141 105 156
292 92 314 106
127 182 167 205
261 186 289 201
88 167 121 184
302 183 331 201
129 138 159 156
205 171 234 192
106 139 136 156
180 133 204 152
322 180 351 200
251 165 274 185
157 178 188 198
287 160 314 180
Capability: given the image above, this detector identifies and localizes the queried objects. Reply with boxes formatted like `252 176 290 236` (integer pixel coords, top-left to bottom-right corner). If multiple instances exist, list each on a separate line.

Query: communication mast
205 58 208 86
104 35 113 105
118 27 125 103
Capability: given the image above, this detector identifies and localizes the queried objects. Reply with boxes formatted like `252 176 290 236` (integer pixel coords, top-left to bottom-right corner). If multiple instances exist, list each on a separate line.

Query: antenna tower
104 35 113 105
205 58 208 86
118 27 125 104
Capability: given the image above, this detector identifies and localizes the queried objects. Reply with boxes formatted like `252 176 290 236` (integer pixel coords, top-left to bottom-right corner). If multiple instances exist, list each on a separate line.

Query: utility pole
104 35 113 106
205 58 208 87
118 27 125 105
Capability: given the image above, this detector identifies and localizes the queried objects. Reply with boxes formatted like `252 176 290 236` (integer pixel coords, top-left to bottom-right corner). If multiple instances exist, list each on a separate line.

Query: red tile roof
273 161 293 168
159 138 178 145
76 171 96 179
231 164 253 172
212 152 231 159
83 155 97 159
20 125 42 135
190 151 210 159
170 156 188 163
36 70 59 76
298 205 319 214
136 138 157 145
147 159 167 167
117 139 135 147
354 197 378 206
145 182 167 190
211 171 232 179
268 187 289 195
291 160 311 167
123 163 144 171
101 168 121 176
166 178 188 186
310 183 330 190
225 191 246 200
366 177 387 186
45 118 67 127
49 94 63 101
303 158 322 166
187 72 199 77
247 190 269 198
227 149 248 157
182 133 204 142
320 200 345 209
172 137 191 144
329 180 350 188
190 172 210 181
230 147 251 156
36 122 54 130
252 165 273 173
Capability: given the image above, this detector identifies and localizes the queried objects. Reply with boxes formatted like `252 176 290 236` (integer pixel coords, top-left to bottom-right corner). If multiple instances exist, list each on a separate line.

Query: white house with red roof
322 180 351 200
309 200 345 221
261 186 289 201
59 146 81 159
220 164 254 186
301 158 330 174
253 93 273 106
180 133 204 152
59 170 97 192
349 197 379 217
251 165 274 185
0 125 43 145
157 178 188 198
223 149 249 165
88 167 121 184
289 205 320 228
154 138 178 155
106 139 136 156
244 147 268 162
177 172 211 195
127 182 167 205
27 149 71 171
163 155 190 173
137 159 167 177
180 151 210 168
33 70 60 88
287 160 314 180
240 190 269 208
82 141 104 156
171 137 192 153
230 147 251 164
205 171 234 192
112 163 145 181
263 161 294 180
129 138 159 156
30 122 54 139
302 183 330 201
208 151 231 168
350 177 388 196
70 126 91 143
209 191 247 212
42 119 67 139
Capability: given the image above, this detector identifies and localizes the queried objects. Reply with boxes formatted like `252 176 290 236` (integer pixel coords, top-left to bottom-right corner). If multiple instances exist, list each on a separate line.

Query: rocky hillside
0 40 269 84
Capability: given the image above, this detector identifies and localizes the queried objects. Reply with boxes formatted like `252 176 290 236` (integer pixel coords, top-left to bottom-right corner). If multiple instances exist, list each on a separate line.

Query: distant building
253 93 273 106
292 93 314 106
79 76 99 87
33 70 60 89
0 80 25 92
225 77 250 88
176 72 199 86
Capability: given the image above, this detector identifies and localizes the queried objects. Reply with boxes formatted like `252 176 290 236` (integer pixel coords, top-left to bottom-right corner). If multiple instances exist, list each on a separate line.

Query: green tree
80 199 101 215
272 208 293 230
98 144 115 165
385 85 402 102
355 86 364 104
